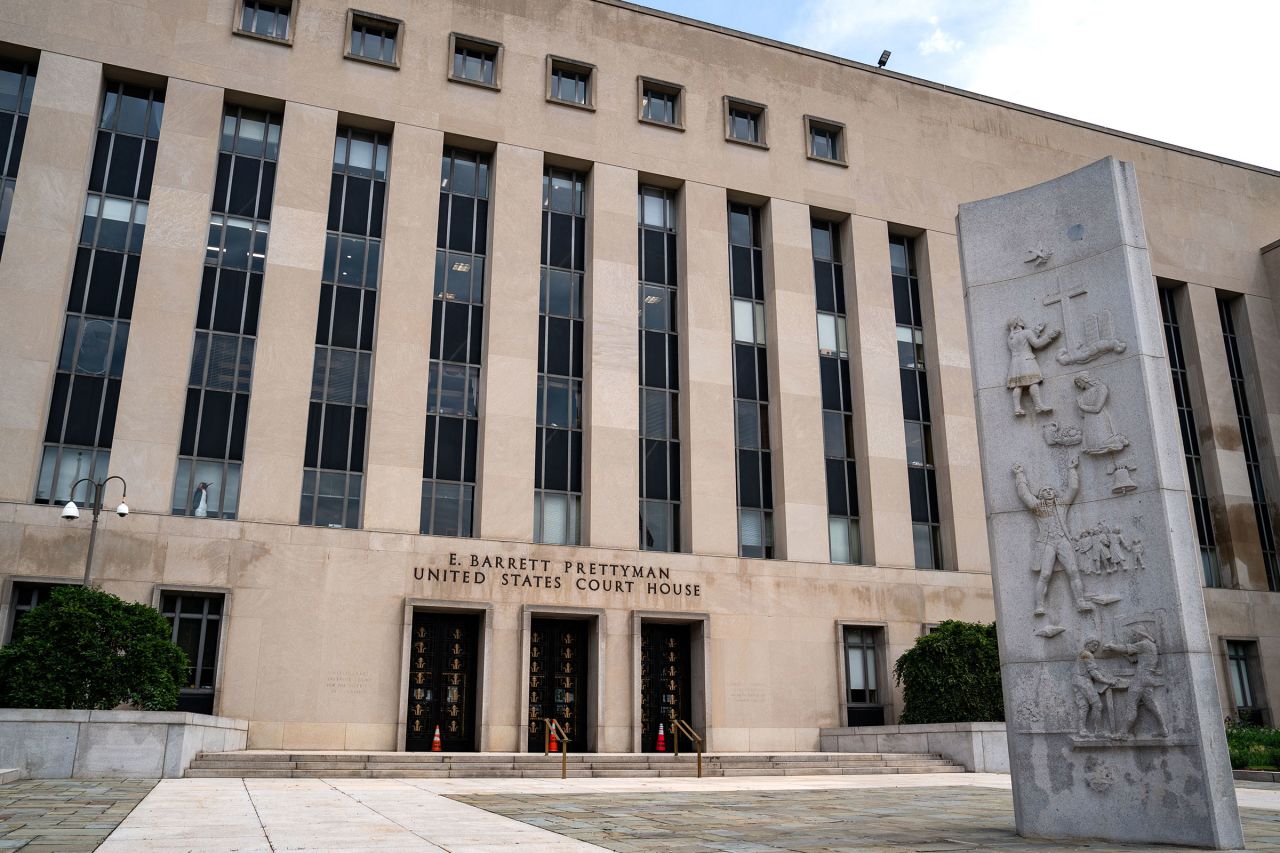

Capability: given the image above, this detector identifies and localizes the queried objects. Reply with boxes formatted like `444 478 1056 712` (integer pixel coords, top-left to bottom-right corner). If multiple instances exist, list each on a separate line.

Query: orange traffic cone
431 725 442 752
549 726 559 753
655 722 666 752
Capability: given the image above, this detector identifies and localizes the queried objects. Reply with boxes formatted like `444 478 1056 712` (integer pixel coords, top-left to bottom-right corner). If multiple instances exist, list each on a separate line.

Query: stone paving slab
88 774 1280 852
452 784 1280 852
0 778 156 852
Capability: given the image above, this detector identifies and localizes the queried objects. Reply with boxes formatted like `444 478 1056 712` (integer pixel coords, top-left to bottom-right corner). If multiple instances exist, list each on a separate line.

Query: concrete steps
185 750 965 779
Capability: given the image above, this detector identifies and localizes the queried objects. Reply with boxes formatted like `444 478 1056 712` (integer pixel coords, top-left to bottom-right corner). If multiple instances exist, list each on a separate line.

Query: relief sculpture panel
958 158 1241 849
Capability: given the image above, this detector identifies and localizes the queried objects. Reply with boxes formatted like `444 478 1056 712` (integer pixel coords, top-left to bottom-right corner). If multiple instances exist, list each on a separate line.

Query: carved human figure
1109 525 1130 571
1075 525 1099 574
1092 526 1107 572
1013 459 1092 616
1073 638 1118 737
1103 628 1170 739
1006 317 1060 417
1074 373 1130 454
1130 538 1147 570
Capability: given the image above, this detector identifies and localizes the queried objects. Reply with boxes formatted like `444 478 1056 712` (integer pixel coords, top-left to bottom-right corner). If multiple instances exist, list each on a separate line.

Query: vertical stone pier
957 158 1243 849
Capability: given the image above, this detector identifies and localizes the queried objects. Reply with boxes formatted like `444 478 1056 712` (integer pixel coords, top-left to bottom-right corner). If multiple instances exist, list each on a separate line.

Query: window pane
643 389 669 439
732 299 754 343
817 313 838 355
829 516 850 564
846 646 865 691
822 411 846 458
912 523 936 570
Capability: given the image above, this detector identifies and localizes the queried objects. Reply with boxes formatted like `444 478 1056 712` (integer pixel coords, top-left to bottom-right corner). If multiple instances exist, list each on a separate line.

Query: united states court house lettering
0 0 1277 759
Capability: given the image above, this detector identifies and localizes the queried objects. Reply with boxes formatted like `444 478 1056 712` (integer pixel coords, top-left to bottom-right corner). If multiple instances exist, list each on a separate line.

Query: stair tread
185 749 961 779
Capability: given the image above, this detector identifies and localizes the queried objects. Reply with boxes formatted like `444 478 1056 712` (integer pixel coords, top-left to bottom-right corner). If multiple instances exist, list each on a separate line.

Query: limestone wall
0 709 248 779
0 504 994 751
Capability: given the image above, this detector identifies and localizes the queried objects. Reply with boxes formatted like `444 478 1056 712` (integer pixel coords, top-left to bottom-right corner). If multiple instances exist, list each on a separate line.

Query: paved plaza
0 779 156 852
0 773 1268 852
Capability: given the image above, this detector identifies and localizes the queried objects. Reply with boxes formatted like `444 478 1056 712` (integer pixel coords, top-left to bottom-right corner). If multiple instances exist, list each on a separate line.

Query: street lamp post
60 476 129 587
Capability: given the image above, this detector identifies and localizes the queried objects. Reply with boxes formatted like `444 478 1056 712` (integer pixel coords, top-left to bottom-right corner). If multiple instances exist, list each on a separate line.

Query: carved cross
1043 274 1088 350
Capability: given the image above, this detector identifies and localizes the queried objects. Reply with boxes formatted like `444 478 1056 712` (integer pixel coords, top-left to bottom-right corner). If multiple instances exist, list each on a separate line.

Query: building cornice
597 0 1280 179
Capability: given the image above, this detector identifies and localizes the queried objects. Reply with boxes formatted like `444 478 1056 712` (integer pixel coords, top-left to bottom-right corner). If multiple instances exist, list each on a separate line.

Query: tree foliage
0 586 187 711
893 620 1004 724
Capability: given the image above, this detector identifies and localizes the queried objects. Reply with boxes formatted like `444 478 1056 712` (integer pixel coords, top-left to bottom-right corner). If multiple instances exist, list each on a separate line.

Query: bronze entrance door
405 611 479 752
527 618 589 752
641 621 692 752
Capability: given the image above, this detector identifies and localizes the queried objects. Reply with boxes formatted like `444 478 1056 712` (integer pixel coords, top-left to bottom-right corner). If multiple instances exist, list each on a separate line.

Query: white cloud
949 0 1280 168
787 0 953 55
918 27 962 55
785 0 1280 169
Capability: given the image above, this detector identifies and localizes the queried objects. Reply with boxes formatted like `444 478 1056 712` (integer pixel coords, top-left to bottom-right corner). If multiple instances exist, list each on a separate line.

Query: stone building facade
0 0 1276 752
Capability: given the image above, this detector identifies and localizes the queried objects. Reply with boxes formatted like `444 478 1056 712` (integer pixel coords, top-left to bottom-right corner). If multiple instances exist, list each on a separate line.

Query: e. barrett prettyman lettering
414 552 700 598
446 550 674 579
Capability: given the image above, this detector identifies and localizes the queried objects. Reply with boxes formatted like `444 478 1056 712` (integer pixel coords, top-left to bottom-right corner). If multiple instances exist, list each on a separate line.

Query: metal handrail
542 718 570 779
670 719 703 778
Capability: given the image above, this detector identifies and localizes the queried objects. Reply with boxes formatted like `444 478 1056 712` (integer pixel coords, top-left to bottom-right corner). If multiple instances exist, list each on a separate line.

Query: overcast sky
641 0 1280 170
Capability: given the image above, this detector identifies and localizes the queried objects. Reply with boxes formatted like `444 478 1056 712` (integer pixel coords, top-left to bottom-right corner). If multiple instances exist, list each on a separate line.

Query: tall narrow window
842 625 884 726
0 58 36 259
5 581 72 644
813 220 859 564
892 234 941 570
1159 287 1221 587
160 591 225 714
422 148 489 537
1226 640 1269 726
299 127 389 529
36 83 164 505
1220 295 1279 591
172 106 281 520
729 203 773 558
638 186 680 552
534 167 585 544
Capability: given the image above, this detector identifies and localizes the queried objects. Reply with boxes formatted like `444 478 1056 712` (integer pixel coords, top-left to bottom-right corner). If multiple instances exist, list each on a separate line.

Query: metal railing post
542 719 570 779
671 719 702 778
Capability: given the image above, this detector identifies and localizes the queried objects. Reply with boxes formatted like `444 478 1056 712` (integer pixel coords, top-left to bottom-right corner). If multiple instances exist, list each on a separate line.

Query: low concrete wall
820 722 1009 773
0 710 247 779
1234 769 1279 782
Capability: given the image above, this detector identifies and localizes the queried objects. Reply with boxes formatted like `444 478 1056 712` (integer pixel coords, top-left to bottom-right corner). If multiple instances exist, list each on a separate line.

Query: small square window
234 0 294 44
345 10 402 68
449 33 502 90
724 97 767 148
546 56 595 110
805 115 847 165
637 77 684 129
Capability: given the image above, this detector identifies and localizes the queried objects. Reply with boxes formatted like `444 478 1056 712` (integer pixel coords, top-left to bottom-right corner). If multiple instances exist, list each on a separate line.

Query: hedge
0 585 188 711
1226 720 1280 771
893 620 1004 724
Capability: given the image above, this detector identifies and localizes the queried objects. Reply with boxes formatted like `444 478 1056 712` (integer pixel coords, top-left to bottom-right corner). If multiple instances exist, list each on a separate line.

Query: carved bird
1024 247 1053 266
1043 422 1082 447
1034 625 1066 638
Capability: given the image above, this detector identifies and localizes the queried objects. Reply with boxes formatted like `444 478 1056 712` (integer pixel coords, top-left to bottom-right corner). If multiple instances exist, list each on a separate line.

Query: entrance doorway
527 617 589 752
405 611 479 752
640 621 692 752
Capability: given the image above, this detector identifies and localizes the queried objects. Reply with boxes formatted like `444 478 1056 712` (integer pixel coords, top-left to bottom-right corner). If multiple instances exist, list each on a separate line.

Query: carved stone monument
958 158 1243 849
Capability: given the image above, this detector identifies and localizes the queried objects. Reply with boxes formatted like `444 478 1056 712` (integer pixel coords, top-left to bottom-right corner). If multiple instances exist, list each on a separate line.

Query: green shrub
893 620 1004 724
0 586 188 711
1225 720 1280 770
